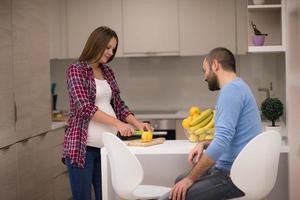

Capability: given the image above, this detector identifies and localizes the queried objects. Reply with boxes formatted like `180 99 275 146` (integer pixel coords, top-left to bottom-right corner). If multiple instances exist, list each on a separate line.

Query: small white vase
253 0 265 5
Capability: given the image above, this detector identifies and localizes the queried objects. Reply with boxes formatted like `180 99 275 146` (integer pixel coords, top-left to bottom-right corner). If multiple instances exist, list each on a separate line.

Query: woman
63 26 151 200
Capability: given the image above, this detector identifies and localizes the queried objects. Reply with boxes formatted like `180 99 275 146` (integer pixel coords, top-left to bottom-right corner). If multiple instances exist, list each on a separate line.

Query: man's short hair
206 47 236 73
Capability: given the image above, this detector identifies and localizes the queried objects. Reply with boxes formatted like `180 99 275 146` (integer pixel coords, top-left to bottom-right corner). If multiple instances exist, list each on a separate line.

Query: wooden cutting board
125 137 165 147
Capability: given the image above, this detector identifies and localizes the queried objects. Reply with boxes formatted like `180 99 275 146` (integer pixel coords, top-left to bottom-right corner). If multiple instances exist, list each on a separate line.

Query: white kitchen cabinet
48 0 68 59
179 0 237 55
66 0 123 58
12 0 52 139
1 0 51 148
122 0 179 56
16 127 69 199
247 0 286 52
0 0 15 148
53 171 72 200
0 144 18 200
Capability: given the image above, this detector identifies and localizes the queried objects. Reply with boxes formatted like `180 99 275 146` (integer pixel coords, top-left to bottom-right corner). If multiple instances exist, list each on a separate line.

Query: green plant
251 21 268 36
261 98 283 127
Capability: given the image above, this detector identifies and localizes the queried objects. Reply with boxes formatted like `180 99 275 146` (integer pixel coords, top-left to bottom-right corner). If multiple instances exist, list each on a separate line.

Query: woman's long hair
78 26 118 63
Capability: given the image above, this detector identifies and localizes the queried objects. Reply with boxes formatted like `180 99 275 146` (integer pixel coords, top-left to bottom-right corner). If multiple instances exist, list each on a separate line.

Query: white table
101 138 289 200
101 140 196 200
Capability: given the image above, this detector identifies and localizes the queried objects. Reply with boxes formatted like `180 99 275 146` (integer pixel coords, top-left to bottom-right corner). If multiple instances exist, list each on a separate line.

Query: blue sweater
205 77 262 171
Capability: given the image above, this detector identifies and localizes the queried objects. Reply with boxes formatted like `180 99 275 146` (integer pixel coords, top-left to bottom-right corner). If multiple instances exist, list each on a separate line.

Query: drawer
0 144 18 200
53 172 72 200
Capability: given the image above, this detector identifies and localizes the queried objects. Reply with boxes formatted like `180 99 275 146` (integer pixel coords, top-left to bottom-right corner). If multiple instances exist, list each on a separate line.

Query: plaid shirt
63 61 132 168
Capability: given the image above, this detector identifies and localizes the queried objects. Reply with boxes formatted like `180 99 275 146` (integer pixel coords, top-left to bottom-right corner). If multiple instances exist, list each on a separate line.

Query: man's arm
188 140 212 164
187 153 215 182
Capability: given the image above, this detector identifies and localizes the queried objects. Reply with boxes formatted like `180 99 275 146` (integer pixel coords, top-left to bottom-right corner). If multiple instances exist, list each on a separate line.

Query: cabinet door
0 145 18 200
48 0 68 59
16 139 37 199
122 0 179 55
179 0 236 55
66 0 123 58
12 0 51 138
53 171 72 200
0 0 15 148
236 0 248 54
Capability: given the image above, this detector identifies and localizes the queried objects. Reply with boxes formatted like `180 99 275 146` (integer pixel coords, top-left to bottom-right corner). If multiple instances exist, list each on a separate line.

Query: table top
128 140 197 155
102 138 289 156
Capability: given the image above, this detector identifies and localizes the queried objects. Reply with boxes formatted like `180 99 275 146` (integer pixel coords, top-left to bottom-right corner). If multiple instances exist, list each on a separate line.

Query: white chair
102 132 171 200
230 130 281 200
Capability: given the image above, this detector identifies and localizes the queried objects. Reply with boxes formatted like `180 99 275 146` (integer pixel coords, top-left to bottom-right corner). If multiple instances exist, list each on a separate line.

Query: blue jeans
65 146 102 200
159 167 244 200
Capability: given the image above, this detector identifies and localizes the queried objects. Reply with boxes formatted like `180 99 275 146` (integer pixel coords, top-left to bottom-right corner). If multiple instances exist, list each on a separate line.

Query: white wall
50 53 286 115
286 0 300 199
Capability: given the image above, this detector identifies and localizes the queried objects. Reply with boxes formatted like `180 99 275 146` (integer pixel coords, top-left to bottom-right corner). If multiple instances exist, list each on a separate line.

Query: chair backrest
102 132 143 199
230 130 281 199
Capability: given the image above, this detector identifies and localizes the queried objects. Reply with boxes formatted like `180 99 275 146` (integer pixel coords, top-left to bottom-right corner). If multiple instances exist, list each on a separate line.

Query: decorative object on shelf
261 97 283 132
251 21 268 46
51 82 58 111
252 0 265 5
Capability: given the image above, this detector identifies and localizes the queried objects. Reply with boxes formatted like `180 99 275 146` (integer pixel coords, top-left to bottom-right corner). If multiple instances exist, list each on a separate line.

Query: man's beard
207 72 220 91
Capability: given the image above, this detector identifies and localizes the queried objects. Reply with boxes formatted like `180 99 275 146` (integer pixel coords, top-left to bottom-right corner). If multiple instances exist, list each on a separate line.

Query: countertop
127 138 288 154
51 121 67 130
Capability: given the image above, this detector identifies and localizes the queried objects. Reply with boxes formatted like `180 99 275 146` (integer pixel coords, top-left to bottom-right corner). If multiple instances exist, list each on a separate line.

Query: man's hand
169 177 193 200
188 142 204 165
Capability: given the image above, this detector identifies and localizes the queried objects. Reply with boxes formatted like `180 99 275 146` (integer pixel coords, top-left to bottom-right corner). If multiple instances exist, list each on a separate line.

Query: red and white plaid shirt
63 61 132 168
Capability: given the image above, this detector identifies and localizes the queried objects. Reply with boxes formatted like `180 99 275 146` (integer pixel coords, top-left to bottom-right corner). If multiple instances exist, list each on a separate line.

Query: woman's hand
116 121 135 137
135 122 153 132
188 142 204 165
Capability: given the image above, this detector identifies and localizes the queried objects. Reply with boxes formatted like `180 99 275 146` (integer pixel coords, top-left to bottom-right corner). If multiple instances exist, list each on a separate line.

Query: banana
204 134 214 140
189 113 213 132
190 108 213 126
188 133 198 142
206 127 215 135
198 133 206 141
194 112 215 135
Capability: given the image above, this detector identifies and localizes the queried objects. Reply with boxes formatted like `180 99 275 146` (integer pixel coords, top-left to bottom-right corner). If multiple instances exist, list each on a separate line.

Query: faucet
258 82 272 99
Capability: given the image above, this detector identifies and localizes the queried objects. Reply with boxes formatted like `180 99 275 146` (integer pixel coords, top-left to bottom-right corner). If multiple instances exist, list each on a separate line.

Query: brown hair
78 26 118 63
206 47 236 73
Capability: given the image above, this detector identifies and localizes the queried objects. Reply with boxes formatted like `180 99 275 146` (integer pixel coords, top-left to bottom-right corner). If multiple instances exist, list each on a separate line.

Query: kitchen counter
51 121 67 130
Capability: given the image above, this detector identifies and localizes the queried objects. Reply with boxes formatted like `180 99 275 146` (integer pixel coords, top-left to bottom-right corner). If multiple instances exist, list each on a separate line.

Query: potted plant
251 21 268 46
261 98 283 131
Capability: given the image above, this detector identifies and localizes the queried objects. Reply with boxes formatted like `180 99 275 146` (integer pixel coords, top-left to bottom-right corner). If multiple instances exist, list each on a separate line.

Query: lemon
141 131 153 142
191 112 200 121
189 106 201 116
181 118 191 129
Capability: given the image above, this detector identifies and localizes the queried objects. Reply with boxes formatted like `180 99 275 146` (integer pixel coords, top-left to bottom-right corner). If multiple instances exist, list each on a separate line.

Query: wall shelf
248 45 285 52
247 0 286 53
248 4 282 9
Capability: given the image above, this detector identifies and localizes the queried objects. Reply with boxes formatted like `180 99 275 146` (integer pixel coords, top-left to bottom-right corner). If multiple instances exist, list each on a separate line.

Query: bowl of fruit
182 106 215 143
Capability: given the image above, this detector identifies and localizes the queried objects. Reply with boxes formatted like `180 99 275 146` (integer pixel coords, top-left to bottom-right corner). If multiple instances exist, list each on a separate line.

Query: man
160 47 262 200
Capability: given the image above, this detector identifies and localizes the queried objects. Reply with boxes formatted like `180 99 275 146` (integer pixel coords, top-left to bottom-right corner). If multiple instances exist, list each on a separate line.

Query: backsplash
50 53 285 117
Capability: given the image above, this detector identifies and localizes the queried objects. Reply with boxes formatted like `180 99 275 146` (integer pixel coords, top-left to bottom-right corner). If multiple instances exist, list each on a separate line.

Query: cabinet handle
14 101 17 123
0 145 10 150
20 138 29 143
